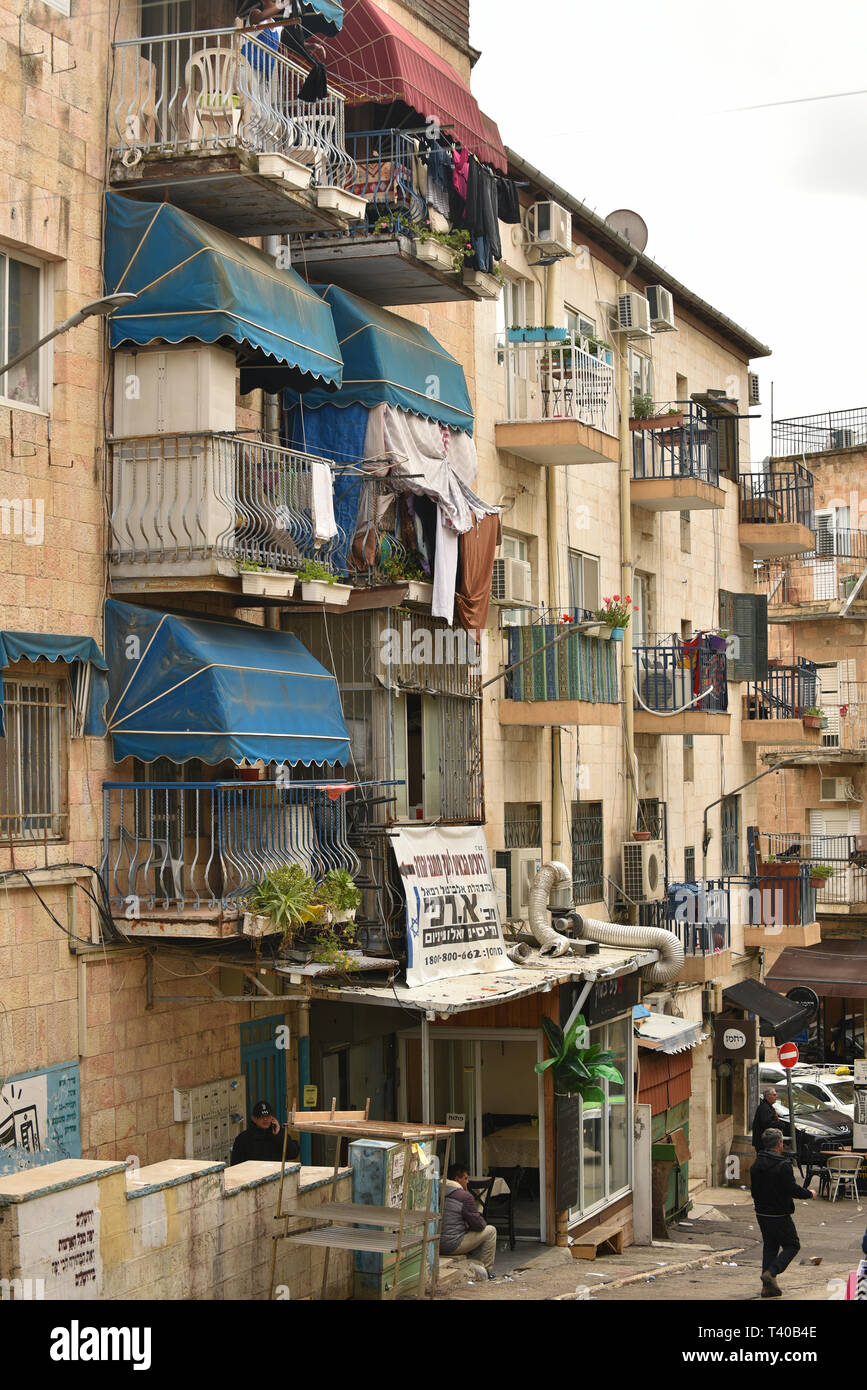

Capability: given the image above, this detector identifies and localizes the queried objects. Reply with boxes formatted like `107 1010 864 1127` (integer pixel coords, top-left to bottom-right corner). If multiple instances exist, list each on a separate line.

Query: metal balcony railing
501 335 617 437
772 407 867 456
743 659 817 720
753 831 867 908
756 531 867 608
726 868 817 927
639 879 731 957
739 461 814 528
503 624 619 703
631 401 720 485
110 26 354 187
110 432 345 571
342 128 427 232
633 638 728 714
101 779 359 916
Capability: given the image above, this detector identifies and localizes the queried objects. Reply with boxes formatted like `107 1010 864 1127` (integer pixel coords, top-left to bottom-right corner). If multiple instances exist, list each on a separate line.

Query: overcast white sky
469 0 867 458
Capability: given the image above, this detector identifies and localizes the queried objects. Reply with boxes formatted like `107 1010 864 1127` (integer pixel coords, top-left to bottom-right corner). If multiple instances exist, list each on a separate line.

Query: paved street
435 1187 865 1302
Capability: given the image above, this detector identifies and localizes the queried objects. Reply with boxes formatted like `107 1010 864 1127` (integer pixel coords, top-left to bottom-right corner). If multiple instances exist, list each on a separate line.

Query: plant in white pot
243 864 321 945
297 558 352 606
236 557 296 599
314 868 362 926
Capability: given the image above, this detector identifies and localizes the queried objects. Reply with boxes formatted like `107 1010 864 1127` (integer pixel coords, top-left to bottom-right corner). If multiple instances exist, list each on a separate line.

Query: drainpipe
297 1000 312 1165
546 262 564 863
264 236 283 448
617 257 639 918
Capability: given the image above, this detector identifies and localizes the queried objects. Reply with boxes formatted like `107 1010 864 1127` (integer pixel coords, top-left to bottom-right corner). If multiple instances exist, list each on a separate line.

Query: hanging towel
433 507 460 624
496 176 521 224
310 459 338 542
455 512 502 638
452 148 470 201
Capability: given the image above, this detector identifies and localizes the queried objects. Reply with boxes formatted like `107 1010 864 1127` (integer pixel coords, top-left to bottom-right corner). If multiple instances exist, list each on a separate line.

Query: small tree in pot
535 1014 624 1101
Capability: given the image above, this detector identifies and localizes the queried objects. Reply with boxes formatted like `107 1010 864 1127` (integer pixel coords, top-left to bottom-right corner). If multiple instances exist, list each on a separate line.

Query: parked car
772 1084 852 1166
795 1071 856 1120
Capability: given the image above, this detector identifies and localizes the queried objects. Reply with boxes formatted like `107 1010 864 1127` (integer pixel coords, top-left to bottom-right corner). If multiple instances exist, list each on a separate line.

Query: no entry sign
778 1042 800 1068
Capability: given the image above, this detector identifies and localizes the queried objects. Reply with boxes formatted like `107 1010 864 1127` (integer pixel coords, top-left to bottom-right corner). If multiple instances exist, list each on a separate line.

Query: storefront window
570 1015 632 1220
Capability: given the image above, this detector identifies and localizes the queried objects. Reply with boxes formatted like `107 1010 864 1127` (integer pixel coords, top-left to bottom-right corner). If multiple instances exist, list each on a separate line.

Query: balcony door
809 807 860 904
812 507 849 599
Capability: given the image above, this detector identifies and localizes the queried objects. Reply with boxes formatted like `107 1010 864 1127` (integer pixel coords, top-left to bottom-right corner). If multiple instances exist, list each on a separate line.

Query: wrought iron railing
743 659 818 720
110 432 345 570
343 128 427 231
753 831 867 908
633 638 728 714
631 401 720 485
755 531 867 608
110 26 353 187
101 779 358 915
639 879 731 956
772 407 867 456
739 462 814 528
501 335 617 437
726 869 817 927
504 625 619 703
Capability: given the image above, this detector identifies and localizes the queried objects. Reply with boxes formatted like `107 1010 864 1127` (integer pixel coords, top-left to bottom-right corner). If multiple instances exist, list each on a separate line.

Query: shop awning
0 632 108 737
103 194 343 394
766 940 867 1001
325 0 507 170
285 284 474 433
634 1008 704 1054
105 600 349 766
723 979 815 1045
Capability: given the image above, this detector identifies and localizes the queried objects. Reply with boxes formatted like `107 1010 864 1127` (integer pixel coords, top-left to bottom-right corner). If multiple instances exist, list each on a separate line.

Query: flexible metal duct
571 912 684 986
506 941 534 964
528 861 574 957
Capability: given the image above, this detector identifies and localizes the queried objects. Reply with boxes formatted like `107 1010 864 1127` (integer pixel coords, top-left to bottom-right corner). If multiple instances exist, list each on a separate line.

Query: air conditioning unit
526 201 572 257
646 285 676 331
617 291 652 338
621 839 665 902
748 372 761 406
495 848 542 917
702 984 724 1014
831 427 856 449
491 556 532 606
819 777 858 801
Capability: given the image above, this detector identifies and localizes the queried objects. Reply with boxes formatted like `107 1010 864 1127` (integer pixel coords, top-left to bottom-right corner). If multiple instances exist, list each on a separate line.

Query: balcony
772 406 867 457
741 659 823 744
630 402 725 511
754 831 867 917
109 27 364 236
101 778 358 939
640 880 732 983
738 463 815 558
495 337 619 467
732 864 821 948
756 530 867 620
294 130 483 305
498 615 621 727
633 636 730 736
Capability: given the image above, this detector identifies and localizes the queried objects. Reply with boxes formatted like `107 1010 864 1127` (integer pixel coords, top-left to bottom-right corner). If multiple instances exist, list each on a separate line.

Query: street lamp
0 291 139 381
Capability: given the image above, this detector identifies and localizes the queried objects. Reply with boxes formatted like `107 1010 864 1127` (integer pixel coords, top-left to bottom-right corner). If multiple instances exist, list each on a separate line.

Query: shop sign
583 974 640 1026
713 1016 758 1060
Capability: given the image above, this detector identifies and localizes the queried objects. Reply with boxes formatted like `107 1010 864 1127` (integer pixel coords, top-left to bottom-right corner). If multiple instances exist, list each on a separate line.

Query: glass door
431 1038 480 1173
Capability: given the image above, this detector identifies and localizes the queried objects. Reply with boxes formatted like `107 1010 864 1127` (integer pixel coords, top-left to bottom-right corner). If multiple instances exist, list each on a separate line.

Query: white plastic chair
185 47 243 147
827 1152 862 1201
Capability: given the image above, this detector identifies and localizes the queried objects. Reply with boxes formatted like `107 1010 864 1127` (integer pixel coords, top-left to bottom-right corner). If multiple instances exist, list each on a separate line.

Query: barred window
572 801 604 905
0 675 68 842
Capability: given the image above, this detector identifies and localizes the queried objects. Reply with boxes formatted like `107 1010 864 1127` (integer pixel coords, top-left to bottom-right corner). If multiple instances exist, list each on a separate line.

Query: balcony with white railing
495 335 619 467
109 26 365 236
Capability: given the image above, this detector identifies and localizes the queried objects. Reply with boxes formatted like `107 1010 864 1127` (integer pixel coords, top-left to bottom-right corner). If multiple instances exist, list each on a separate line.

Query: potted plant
377 548 432 603
809 863 835 889
704 630 729 654
236 558 296 599
543 324 568 342
802 706 823 730
595 594 637 641
462 264 503 300
633 830 651 841
629 392 655 426
507 324 526 342
535 1013 623 1102
297 557 352 606
309 921 360 972
314 868 362 926
243 864 321 942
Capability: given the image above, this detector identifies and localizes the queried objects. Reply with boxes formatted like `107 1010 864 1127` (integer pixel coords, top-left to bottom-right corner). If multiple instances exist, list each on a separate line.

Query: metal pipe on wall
545 261 564 865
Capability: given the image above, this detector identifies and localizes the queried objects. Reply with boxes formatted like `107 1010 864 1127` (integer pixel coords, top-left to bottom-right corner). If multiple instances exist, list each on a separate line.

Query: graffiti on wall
0 1062 81 1175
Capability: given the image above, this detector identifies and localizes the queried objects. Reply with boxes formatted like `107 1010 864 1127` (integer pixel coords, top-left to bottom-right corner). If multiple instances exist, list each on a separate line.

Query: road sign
778 1042 799 1068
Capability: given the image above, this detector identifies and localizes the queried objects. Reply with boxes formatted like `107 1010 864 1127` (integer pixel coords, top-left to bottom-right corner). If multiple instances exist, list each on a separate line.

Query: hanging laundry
283 401 369 572
452 147 470 201
465 159 501 264
309 459 338 542
455 512 502 637
433 508 460 624
425 147 453 221
495 176 521 224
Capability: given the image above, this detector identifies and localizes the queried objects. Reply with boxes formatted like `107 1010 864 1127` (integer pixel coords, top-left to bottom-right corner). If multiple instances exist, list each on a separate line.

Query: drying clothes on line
465 159 501 262
495 176 521 224
452 147 470 201
309 459 338 541
455 511 502 637
425 147 453 220
433 508 460 624
283 401 368 572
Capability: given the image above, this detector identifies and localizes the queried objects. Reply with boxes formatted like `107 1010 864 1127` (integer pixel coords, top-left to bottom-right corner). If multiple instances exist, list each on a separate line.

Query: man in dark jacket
439 1165 497 1276
752 1086 780 1152
750 1127 815 1297
230 1100 300 1165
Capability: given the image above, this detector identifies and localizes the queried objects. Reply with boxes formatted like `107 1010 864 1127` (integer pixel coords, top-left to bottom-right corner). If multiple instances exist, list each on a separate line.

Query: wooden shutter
719 590 768 681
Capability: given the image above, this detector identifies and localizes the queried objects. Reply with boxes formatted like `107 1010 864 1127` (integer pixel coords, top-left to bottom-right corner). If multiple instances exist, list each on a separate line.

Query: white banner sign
392 825 513 989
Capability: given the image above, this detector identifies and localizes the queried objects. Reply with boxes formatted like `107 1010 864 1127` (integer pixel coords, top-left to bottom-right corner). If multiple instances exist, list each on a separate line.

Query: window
565 306 596 339
0 249 45 408
500 532 533 626
569 1015 631 1219
0 673 68 841
572 801 603 904
675 373 688 406
721 795 740 874
628 347 653 405
683 734 694 784
638 797 666 843
568 549 600 616
632 573 649 642
684 845 696 880
498 277 535 333
680 511 691 553
504 802 542 849
44 0 71 12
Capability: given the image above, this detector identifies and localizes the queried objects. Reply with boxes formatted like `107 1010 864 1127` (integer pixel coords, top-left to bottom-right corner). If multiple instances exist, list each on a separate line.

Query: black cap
252 1101 273 1118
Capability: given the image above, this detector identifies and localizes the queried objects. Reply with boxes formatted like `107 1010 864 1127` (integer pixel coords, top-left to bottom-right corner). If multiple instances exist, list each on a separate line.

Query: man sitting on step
439 1164 498 1278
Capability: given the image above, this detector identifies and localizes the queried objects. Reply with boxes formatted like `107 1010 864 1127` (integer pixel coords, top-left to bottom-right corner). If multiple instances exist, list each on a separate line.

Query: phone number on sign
425 947 505 966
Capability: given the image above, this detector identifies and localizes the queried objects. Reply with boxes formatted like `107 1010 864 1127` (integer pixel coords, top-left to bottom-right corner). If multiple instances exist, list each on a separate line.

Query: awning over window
299 0 344 34
766 940 867 1001
105 600 349 767
0 632 108 737
723 979 814 1045
104 194 343 394
634 1007 704 1054
286 284 474 432
325 0 507 170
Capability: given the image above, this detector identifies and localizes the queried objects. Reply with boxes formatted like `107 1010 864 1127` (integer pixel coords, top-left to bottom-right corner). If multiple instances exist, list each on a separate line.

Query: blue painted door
240 1015 287 1124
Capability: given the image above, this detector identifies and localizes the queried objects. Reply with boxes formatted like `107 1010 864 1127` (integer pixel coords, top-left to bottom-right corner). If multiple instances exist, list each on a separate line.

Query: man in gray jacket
439 1164 498 1276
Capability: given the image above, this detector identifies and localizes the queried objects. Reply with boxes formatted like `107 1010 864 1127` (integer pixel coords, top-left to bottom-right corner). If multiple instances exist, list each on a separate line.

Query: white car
792 1071 856 1120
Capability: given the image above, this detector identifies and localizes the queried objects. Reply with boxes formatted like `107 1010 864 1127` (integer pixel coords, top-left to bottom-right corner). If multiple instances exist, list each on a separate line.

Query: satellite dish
605 209 649 253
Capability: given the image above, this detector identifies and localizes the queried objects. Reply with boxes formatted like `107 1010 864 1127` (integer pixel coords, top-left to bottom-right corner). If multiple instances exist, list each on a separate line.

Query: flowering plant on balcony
595 594 637 629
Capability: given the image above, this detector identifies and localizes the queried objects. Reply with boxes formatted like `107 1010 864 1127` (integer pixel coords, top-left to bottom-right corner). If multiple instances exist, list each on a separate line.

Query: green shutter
719 591 768 681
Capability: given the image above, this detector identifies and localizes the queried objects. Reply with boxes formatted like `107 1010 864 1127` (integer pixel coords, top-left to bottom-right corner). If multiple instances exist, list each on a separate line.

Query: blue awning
104 194 343 394
105 601 349 767
0 632 108 737
285 284 474 434
300 0 343 34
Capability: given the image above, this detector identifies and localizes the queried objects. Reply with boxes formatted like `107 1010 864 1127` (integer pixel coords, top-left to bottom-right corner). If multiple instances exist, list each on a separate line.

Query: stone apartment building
0 0 825 1293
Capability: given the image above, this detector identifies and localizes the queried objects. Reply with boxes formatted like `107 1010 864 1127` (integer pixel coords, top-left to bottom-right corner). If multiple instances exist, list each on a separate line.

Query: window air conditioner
617 292 652 338
491 556 533 605
819 777 858 801
621 839 665 902
646 285 676 331
748 372 761 407
495 848 542 917
526 201 572 257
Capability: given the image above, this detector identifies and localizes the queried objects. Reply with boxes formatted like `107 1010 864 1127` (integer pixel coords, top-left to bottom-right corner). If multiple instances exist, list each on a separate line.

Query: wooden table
482 1121 540 1170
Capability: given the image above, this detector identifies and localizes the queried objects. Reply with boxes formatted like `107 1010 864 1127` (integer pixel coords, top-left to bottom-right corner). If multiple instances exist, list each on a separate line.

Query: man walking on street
750 1127 815 1297
751 1085 779 1152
